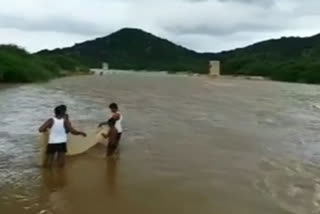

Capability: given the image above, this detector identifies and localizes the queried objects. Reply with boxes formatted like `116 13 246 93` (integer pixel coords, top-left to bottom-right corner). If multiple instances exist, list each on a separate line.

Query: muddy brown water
1 73 320 214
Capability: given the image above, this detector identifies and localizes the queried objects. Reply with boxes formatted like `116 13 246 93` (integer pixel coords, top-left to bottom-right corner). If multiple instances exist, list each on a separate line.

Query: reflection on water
42 169 67 192
105 158 118 196
1 73 320 213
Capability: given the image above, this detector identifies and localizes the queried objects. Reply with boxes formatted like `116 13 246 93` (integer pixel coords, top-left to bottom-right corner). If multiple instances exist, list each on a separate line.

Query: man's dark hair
54 106 63 116
108 118 116 127
109 103 118 110
60 105 67 113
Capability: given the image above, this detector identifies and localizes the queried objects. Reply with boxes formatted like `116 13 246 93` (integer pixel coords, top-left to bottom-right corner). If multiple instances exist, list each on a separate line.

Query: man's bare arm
39 119 53 132
98 113 120 127
64 120 86 137
98 121 109 127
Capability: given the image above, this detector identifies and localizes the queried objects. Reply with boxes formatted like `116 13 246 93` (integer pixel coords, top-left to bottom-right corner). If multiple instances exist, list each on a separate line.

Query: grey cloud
158 0 290 36
0 0 319 52
0 14 104 36
189 0 275 6
217 0 272 3
164 21 286 36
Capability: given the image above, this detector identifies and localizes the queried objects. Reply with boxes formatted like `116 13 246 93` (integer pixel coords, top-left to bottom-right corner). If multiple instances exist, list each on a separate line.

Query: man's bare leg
114 147 120 160
57 152 65 168
44 154 54 168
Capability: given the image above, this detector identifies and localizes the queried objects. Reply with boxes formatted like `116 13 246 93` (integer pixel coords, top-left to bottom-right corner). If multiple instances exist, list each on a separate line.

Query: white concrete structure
102 63 109 70
90 62 109 75
209 61 220 77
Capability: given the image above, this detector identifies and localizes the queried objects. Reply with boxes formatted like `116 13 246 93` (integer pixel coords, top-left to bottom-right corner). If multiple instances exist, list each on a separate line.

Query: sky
0 0 319 53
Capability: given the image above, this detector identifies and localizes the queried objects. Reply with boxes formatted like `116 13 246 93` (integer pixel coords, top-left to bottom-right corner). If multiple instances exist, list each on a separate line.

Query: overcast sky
0 0 319 53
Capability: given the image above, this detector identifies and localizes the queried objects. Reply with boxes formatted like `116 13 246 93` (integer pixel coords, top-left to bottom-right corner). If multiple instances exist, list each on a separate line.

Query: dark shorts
117 133 122 142
46 143 67 154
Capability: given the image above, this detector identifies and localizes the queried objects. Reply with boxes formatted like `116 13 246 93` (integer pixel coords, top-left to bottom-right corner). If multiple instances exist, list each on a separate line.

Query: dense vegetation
207 34 320 83
0 45 56 82
1 28 320 83
0 45 87 83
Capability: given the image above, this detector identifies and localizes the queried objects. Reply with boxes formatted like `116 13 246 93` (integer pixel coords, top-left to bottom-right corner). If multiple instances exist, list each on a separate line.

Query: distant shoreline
0 83 18 90
220 75 269 81
1 71 317 87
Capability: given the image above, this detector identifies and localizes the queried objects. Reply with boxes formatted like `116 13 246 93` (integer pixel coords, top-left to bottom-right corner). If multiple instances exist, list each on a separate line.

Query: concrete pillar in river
102 62 109 70
209 60 220 77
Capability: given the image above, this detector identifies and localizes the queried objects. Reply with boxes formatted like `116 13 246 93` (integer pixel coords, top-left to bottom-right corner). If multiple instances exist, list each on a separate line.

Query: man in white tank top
39 106 86 168
98 103 123 150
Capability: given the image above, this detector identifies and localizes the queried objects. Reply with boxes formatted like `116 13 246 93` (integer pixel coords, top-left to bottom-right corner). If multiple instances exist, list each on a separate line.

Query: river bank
0 83 19 90
220 75 268 81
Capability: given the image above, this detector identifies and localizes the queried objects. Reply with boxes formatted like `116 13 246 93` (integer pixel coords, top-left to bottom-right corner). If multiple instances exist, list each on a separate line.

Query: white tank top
111 112 123 133
49 118 67 144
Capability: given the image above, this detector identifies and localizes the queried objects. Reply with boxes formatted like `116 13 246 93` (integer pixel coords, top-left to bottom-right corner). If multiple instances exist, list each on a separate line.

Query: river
1 73 320 214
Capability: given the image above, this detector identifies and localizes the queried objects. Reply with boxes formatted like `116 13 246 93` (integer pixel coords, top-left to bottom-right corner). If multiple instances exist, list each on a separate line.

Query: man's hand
98 121 108 128
80 132 87 137
101 133 108 138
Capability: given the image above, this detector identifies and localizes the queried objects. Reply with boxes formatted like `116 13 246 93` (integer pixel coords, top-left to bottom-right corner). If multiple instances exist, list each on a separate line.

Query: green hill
37 28 208 74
